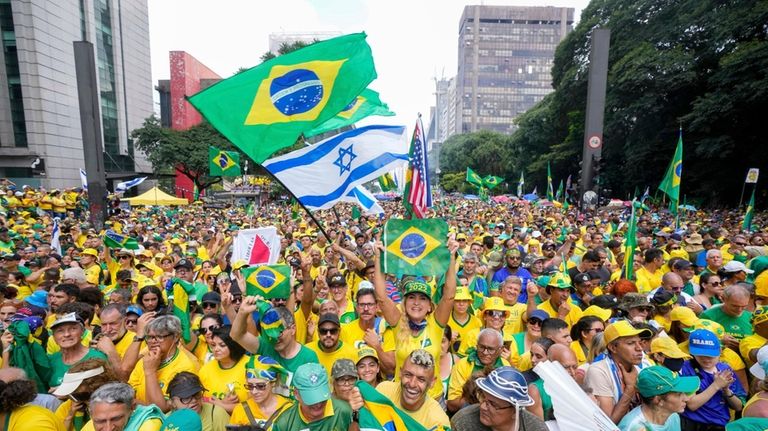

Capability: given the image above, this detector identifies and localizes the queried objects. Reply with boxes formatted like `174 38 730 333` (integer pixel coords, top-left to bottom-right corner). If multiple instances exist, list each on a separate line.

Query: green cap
547 272 572 289
536 275 552 288
637 365 700 398
294 363 330 405
161 408 202 431
403 280 432 298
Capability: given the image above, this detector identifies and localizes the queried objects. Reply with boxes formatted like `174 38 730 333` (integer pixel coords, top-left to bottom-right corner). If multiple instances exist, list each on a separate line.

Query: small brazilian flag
103 230 139 250
743 189 755 232
304 88 394 137
188 32 377 163
167 277 197 343
209 146 241 176
378 172 397 192
483 175 504 190
466 168 483 187
382 219 449 276
241 265 291 299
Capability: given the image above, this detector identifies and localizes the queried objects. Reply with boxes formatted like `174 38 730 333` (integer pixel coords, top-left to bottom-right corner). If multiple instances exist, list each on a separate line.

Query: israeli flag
342 186 384 215
115 177 147 193
263 125 409 211
80 169 88 191
51 219 62 255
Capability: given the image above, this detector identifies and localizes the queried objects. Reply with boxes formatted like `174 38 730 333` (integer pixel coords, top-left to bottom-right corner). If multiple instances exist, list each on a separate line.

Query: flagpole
739 172 747 208
259 168 332 242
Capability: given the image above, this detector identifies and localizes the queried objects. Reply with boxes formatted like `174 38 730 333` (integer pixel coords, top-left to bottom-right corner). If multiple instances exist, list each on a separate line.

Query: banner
232 227 281 265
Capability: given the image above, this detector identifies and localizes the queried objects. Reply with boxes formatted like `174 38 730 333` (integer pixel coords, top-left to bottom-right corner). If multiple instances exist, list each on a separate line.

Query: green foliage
439 172 470 193
131 116 249 191
503 0 768 205
440 130 515 176
259 40 318 64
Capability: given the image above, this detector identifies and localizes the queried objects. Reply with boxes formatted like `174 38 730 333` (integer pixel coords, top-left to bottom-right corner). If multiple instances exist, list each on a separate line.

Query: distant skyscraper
456 5 574 134
268 31 342 54
0 0 153 187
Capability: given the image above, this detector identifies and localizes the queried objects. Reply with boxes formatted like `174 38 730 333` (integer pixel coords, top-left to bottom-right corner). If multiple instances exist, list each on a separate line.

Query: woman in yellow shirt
198 327 249 413
229 355 292 426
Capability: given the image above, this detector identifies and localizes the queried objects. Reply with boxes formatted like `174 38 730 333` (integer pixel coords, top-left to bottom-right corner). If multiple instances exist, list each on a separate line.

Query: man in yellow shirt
306 313 358 376
339 287 395 375
94 304 135 380
740 306 768 367
537 273 583 327
447 328 509 413
634 248 665 293
83 382 164 431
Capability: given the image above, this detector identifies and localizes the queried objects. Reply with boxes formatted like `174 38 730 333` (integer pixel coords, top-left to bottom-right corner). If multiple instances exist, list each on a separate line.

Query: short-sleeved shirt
377 381 451 431
680 360 746 426
339 317 393 351
740 333 768 368
12 404 66 431
700 304 753 339
306 340 358 376
447 312 482 351
447 356 509 402
272 396 351 431
584 356 632 405
537 299 583 327
128 347 201 402
199 355 249 403
634 266 664 294
48 348 107 388
256 334 319 388
618 406 680 431
393 314 445 399
229 395 291 426
200 403 231 431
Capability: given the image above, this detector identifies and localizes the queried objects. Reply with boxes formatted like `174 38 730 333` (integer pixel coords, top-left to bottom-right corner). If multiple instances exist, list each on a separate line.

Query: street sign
587 135 602 149
746 168 760 184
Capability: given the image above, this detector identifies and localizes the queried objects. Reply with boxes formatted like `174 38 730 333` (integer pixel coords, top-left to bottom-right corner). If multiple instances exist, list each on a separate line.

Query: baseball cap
651 290 677 307
232 259 248 270
318 313 340 327
591 294 619 310
650 336 691 360
689 329 721 357
161 409 202 431
527 309 550 323
722 260 754 274
50 312 84 330
454 286 473 301
356 346 379 363
582 305 612 322
683 319 725 339
604 320 653 344
166 375 206 398
294 363 331 405
487 251 504 267
483 297 508 313
752 306 768 327
80 248 99 258
672 260 693 270
174 259 194 270
572 272 592 285
52 366 106 396
750 346 768 379
126 305 143 317
201 291 221 305
331 359 358 379
328 274 347 286
637 365 700 398
403 280 432 298
670 306 699 327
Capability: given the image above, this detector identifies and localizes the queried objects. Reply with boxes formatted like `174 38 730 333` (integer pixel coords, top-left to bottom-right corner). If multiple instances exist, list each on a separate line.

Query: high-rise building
0 0 153 188
456 5 574 134
268 31 342 54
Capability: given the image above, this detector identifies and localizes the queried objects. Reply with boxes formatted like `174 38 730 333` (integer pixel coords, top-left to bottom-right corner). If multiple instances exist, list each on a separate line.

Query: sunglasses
119 255 132 260
319 327 339 335
484 310 506 319
528 318 543 326
244 382 269 392
202 302 218 309
125 318 138 325
199 325 219 335
232 296 243 304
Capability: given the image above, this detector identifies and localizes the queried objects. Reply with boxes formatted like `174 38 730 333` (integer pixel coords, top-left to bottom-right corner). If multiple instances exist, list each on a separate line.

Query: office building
268 31 342 54
456 5 574 134
0 0 153 187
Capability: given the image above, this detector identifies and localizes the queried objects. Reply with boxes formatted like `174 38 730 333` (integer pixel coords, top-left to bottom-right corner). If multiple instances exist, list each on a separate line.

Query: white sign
587 135 602 149
746 168 760 184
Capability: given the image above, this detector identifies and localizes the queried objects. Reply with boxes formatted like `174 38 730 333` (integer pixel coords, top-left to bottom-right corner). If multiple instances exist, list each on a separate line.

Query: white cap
531 230 542 238
50 312 84 330
750 346 768 379
52 366 105 396
723 260 754 274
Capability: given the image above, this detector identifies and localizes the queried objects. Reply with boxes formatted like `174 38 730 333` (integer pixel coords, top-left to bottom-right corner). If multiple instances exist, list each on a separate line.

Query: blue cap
528 309 550 323
689 329 721 357
24 290 48 309
476 367 534 407
126 305 143 317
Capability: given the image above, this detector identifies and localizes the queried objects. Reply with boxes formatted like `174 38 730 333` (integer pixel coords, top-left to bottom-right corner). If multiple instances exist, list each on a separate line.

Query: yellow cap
582 305 612 322
684 319 725 339
650 336 691 359
232 259 248 270
604 320 653 344
356 346 379 363
80 248 99 258
454 286 473 301
671 306 699 327
483 297 508 314
755 272 768 298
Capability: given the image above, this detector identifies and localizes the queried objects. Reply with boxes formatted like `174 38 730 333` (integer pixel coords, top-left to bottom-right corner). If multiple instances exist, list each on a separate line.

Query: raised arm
372 241 400 326
333 239 366 270
230 296 261 353
299 255 315 318
434 240 459 326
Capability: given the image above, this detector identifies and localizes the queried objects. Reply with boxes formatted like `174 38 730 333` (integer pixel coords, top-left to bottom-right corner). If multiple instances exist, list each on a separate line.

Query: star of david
333 144 356 175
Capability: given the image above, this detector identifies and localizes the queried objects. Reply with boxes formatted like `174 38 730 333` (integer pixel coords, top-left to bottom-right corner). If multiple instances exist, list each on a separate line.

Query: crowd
1 180 768 431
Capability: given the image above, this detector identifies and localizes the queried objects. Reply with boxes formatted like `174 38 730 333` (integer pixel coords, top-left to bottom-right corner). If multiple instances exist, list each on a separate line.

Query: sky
148 0 591 131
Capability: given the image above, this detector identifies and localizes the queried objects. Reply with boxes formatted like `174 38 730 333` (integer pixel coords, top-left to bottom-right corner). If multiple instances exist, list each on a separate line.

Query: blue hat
125 305 143 317
476 366 534 407
527 309 550 323
689 329 721 357
24 290 48 309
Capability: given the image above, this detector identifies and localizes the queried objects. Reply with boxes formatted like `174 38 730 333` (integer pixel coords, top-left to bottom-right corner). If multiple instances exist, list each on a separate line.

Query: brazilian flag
382 219 449 276
304 88 394 137
378 172 397 192
103 230 139 250
167 277 197 343
658 128 683 212
466 168 483 187
209 146 241 176
483 175 504 190
356 381 430 431
743 189 755 231
241 265 291 299
188 33 377 163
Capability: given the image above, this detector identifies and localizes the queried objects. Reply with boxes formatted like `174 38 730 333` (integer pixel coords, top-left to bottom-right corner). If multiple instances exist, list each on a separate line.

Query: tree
259 40 317 64
439 130 515 178
131 116 242 193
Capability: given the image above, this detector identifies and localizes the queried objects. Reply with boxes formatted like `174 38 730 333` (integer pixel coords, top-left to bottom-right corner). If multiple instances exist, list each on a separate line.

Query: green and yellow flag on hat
188 33 377 163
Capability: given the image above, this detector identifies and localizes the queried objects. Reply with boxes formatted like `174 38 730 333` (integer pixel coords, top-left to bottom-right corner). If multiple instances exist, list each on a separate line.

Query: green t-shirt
701 304 753 339
257 335 319 387
18 265 32 277
48 348 108 387
272 397 351 431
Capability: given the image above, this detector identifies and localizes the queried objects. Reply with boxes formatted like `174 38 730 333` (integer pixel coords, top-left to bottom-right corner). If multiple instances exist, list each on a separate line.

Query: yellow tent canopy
124 187 188 206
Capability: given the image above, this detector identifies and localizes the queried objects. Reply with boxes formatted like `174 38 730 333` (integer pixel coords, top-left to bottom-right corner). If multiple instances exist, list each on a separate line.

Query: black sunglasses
202 302 218 308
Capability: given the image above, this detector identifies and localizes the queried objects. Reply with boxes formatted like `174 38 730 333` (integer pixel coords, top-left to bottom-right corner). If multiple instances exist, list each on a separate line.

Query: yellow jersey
229 395 292 425
305 340 358 376
393 314 445 399
537 300 583 327
199 355 249 404
128 346 200 402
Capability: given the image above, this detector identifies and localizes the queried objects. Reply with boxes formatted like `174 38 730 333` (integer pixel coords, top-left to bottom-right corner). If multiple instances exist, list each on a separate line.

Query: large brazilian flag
188 33 377 163
382 219 449 277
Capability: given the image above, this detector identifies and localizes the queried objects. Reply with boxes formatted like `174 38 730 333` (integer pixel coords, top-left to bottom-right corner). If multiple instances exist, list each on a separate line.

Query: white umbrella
534 360 619 431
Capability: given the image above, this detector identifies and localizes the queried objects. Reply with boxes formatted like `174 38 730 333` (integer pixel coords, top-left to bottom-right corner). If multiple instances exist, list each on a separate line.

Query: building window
0 0 27 147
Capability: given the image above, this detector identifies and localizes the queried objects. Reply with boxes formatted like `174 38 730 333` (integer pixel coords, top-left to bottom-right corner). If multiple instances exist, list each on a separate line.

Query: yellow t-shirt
339 318 393 350
199 355 249 403
190 335 212 365
456 327 519 361
740 333 767 368
293 309 317 346
114 330 136 359
503 302 527 335
376 381 450 431
55 400 84 431
635 266 664 294
81 418 162 431
393 314 445 399
571 340 588 366
128 347 201 402
11 404 65 431
447 356 510 402
229 395 292 425
84 264 102 286
447 312 482 351
306 340 358 376
537 300 583 327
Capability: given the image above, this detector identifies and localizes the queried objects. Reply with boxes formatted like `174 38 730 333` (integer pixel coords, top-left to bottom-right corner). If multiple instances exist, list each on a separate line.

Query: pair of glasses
476 344 500 354
335 377 357 387
357 303 376 309
528 319 543 327
635 306 653 313
125 319 138 325
146 334 172 343
177 394 199 405
588 327 604 333
484 310 506 319
119 255 132 260
200 325 219 335
477 391 515 410
244 382 269 392
708 281 722 286
319 327 339 335
202 302 218 309
232 296 243 304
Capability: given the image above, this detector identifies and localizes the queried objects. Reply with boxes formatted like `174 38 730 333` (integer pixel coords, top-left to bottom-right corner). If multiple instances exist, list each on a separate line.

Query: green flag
547 162 554 201
517 171 525 197
555 179 564 202
209 146 241 176
241 265 291 299
466 168 483 187
743 189 756 231
378 172 397 192
246 201 256 216
351 205 361 219
382 219 449 276
304 88 394 137
483 175 504 190
167 277 196 343
103 230 139 250
658 128 683 213
478 186 489 203
188 33 377 163
355 381 430 431
622 201 639 280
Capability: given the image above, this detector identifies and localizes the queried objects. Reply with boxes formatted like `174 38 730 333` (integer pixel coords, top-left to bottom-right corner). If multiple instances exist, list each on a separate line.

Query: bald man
547 344 579 380
647 272 702 314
